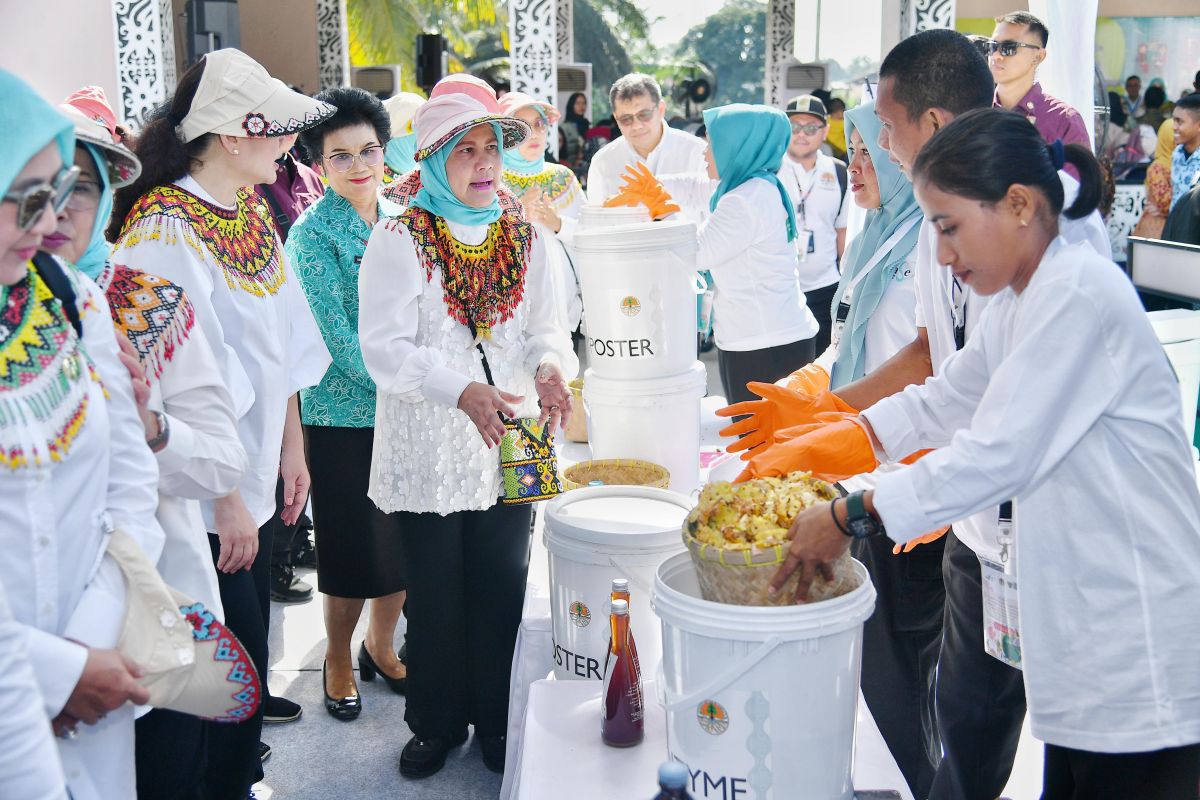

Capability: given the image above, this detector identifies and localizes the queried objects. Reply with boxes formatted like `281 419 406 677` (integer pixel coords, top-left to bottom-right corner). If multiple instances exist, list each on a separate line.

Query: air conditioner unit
768 58 828 109
352 65 403 99
556 62 592 114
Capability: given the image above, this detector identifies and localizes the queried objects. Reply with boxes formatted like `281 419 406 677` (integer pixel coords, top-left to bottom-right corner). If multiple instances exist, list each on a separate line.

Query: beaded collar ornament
115 184 285 297
395 206 534 340
98 262 196 380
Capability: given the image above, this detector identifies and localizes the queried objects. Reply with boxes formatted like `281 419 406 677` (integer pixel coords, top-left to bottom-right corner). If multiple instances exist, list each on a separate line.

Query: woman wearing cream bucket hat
110 49 334 799
359 93 578 778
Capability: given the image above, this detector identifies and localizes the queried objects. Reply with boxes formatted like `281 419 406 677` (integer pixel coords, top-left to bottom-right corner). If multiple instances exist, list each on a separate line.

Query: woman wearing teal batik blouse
289 87 408 722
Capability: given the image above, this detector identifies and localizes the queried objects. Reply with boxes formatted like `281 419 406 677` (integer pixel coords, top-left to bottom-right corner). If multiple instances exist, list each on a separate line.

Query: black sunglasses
971 36 1042 58
3 165 81 232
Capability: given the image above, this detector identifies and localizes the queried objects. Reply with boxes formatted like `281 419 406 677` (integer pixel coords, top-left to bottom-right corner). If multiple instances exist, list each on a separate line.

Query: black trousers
202 527 270 799
853 530 946 800
928 532 1027 800
267 476 302 570
1041 742 1200 800
396 503 532 739
804 280 840 356
136 709 206 800
717 337 817 405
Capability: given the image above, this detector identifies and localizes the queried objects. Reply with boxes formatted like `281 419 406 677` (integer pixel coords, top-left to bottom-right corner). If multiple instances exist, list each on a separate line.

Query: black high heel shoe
323 660 362 721
358 642 407 695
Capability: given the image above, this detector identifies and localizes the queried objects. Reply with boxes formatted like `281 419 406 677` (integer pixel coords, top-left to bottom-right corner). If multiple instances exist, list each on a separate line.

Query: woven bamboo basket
561 459 670 491
563 378 587 442
682 476 859 606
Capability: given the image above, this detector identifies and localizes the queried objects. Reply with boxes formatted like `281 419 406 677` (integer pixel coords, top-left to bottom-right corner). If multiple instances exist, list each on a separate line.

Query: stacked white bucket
573 205 708 494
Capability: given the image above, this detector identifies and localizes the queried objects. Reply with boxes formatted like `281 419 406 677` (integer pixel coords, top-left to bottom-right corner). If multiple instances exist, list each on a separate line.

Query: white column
510 0 558 106
1028 0 1098 144
316 0 352 92
556 0 574 63
111 0 176 128
764 0 796 107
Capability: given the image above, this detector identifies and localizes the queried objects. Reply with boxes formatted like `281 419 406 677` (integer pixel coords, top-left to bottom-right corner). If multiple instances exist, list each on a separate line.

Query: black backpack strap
33 252 82 338
260 186 294 241
835 160 848 208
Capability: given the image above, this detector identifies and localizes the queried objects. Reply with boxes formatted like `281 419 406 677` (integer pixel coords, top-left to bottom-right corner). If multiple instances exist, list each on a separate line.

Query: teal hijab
828 102 924 390
412 123 504 226
501 107 547 176
702 103 797 242
385 133 418 175
0 70 74 201
73 143 113 280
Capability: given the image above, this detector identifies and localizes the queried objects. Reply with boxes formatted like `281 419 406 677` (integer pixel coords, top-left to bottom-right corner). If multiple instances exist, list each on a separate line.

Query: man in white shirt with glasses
585 73 707 207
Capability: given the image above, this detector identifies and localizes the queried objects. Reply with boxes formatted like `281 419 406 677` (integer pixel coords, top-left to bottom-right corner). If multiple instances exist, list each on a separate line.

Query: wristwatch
842 490 884 539
146 410 170 453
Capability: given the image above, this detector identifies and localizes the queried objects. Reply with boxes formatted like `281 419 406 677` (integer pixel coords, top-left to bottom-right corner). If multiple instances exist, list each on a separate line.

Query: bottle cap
611 598 629 615
658 761 689 789
611 578 629 593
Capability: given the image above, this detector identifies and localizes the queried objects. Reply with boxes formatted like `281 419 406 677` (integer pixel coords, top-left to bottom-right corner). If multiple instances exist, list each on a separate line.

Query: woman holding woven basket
359 93 577 778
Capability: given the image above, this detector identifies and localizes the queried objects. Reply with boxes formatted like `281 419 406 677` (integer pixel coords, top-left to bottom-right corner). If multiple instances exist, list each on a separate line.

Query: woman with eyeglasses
40 85 250 799
0 69 164 800
109 49 333 798
287 86 409 723
498 92 586 335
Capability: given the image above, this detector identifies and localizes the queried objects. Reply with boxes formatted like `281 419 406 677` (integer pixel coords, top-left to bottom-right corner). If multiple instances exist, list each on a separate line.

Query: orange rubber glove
781 363 831 396
735 413 877 483
717 381 857 461
893 527 949 555
602 163 681 220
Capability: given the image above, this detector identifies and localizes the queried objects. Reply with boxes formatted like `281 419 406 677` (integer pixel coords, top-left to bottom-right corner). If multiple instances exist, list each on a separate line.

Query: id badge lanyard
794 164 818 260
830 215 921 350
979 500 1021 670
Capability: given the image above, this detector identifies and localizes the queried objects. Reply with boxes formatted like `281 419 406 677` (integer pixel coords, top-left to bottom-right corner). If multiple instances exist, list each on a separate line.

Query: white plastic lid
573 218 698 254
579 204 650 229
583 361 708 401
545 485 692 549
1147 309 1200 344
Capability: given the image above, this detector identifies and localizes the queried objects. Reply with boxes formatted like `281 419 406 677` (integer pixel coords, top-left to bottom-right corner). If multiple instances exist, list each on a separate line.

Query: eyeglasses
63 179 103 213
790 122 825 136
524 117 550 132
323 145 385 173
614 108 657 128
2 165 80 232
974 37 1042 58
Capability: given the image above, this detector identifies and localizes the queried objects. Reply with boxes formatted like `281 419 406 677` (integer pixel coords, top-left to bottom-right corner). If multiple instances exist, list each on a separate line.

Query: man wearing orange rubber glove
714 97 946 797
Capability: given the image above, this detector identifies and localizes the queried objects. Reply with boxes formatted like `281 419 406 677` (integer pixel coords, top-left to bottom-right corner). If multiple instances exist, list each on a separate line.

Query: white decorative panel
906 0 955 36
317 0 351 91
556 0 573 63
510 0 557 107
763 0 795 107
111 0 173 128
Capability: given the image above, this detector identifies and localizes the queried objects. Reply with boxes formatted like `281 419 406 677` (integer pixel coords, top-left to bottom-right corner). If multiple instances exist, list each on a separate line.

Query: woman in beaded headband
357 91 578 778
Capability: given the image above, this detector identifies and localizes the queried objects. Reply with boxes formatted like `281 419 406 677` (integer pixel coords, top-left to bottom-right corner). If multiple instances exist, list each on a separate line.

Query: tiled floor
253 345 1044 798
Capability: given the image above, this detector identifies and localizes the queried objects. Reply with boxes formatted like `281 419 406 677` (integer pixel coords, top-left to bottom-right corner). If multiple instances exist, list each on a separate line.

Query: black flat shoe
480 735 507 774
322 661 361 721
399 730 468 778
358 642 407 695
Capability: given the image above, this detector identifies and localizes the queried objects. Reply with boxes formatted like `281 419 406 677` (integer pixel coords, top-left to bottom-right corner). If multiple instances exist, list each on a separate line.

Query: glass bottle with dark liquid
601 599 644 747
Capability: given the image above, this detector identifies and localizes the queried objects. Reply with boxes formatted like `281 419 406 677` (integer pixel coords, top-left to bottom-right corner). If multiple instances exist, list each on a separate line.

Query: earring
1019 218 1028 227
232 149 240 155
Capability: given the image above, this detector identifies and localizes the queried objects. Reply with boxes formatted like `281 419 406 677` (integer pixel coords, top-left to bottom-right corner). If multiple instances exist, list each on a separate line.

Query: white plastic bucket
1149 309 1200 448
544 486 692 682
579 204 651 228
652 552 876 800
584 361 707 494
574 219 700 380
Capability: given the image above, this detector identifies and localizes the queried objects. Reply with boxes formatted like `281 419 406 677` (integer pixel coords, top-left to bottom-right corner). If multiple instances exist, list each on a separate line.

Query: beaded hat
413 94 529 162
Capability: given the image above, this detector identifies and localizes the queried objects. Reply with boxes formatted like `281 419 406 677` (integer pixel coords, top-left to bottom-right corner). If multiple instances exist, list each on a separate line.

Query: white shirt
866 239 1200 752
359 216 578 515
586 121 708 209
778 152 849 291
110 176 331 527
906 171 1111 557
661 175 818 351
0 580 68 800
0 266 164 800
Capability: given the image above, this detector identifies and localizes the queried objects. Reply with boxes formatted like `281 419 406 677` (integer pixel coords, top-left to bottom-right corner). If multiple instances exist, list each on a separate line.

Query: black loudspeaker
416 33 445 91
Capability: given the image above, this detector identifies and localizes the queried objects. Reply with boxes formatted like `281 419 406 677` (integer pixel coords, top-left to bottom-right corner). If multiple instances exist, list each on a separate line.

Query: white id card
979 506 1021 670
797 229 812 262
